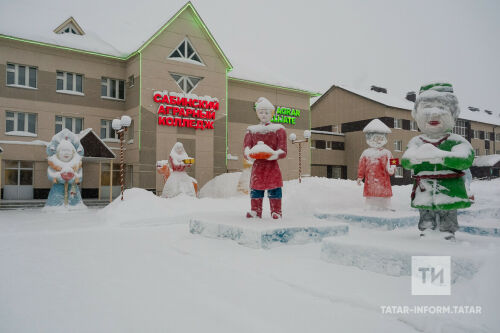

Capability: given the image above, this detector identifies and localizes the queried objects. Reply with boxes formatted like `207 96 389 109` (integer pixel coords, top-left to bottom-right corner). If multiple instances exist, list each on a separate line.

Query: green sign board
271 106 301 125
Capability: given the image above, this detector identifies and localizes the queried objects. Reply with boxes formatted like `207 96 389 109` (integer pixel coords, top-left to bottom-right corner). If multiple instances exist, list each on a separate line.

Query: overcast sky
190 0 500 111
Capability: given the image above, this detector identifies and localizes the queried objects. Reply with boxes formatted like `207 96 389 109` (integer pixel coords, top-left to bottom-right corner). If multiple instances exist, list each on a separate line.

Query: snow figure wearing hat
160 142 198 198
44 128 85 209
402 82 474 240
243 97 287 219
357 119 396 210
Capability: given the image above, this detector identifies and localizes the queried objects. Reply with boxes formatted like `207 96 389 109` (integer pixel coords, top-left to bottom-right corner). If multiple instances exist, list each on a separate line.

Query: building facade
0 3 316 200
311 85 500 184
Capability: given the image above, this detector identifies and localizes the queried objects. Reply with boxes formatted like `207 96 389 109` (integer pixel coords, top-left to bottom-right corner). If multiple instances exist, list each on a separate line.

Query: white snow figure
44 128 85 209
160 142 198 198
357 119 395 210
401 82 474 240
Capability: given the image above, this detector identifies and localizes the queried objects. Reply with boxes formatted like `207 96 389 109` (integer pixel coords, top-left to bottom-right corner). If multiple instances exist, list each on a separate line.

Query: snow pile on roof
336 85 414 110
459 108 500 126
0 0 191 57
363 119 391 133
473 154 500 167
229 60 318 94
333 85 500 126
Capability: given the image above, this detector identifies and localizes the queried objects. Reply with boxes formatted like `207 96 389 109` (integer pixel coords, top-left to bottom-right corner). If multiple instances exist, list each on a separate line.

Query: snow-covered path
1 178 499 332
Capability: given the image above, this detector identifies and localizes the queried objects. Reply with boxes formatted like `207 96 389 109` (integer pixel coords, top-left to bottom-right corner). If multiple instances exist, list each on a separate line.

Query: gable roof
53 16 85 35
313 84 414 111
78 129 116 159
0 1 232 68
313 84 500 126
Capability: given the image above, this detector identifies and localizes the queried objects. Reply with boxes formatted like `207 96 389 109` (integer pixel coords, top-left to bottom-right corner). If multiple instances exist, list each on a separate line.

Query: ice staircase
315 207 500 237
320 228 496 283
189 213 349 249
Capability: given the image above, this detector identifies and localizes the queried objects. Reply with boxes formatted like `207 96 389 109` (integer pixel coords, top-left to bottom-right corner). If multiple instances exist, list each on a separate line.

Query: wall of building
139 8 228 194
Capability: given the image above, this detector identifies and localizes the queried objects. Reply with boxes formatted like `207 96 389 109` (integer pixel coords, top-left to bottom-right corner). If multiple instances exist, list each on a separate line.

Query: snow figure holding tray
45 128 85 209
402 82 474 240
357 119 395 210
159 142 198 198
244 97 287 219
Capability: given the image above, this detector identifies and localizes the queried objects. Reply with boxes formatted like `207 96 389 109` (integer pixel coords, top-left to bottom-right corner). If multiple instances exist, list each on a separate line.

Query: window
100 120 119 140
452 120 466 137
170 73 202 94
310 140 316 149
485 149 490 155
472 129 480 139
55 116 83 134
58 23 80 35
326 141 332 150
394 118 402 129
394 140 403 151
5 111 37 136
410 120 418 131
395 166 403 178
496 133 500 142
6 63 37 88
168 38 203 65
474 148 480 156
101 77 125 100
57 71 83 94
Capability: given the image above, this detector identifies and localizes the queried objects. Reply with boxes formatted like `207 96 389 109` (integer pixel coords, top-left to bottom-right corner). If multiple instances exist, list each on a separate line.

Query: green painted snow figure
401 83 474 240
44 129 86 209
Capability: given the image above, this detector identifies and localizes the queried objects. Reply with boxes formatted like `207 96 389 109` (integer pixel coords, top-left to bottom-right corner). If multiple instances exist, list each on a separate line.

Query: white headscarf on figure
363 119 391 149
170 142 189 163
413 82 460 138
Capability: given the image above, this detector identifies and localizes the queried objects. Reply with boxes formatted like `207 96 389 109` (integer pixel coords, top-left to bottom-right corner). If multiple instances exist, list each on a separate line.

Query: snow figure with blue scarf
44 128 85 208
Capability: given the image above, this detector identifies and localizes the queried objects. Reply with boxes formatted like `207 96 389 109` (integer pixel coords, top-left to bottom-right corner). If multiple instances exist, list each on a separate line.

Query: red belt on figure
411 171 464 200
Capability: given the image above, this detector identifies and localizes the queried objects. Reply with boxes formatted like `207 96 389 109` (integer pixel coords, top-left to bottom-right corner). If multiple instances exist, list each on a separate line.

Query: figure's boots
246 198 263 218
270 198 282 219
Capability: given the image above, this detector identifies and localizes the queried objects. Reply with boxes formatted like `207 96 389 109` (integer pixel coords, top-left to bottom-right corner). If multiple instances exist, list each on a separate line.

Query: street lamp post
289 130 311 183
112 116 132 201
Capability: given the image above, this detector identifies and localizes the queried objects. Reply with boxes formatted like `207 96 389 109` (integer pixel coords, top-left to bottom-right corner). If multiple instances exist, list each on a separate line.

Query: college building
0 2 316 200
310 85 500 184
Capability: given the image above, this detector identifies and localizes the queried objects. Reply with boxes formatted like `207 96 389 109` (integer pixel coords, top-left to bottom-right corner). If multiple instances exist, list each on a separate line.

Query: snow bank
321 228 496 282
199 172 243 198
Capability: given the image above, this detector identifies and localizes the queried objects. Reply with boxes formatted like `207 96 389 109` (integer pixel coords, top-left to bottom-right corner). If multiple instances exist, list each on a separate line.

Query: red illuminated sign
153 91 219 130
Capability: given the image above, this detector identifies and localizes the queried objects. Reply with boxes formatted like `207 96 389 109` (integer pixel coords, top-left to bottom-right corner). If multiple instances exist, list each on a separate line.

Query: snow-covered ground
0 177 499 333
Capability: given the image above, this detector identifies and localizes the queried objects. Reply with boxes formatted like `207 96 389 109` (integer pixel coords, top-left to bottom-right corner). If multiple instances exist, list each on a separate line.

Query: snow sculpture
159 142 198 198
237 159 252 195
243 97 287 219
45 128 85 208
401 82 474 240
357 119 395 210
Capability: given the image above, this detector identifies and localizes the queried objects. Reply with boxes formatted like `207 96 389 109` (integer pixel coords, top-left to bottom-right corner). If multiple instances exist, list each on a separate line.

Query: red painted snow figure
357 119 395 210
159 142 198 198
243 97 287 219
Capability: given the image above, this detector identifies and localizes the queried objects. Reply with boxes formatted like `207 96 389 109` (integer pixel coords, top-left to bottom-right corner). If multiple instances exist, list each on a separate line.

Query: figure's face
366 133 387 148
256 108 273 124
415 101 454 136
175 145 183 153
58 146 74 162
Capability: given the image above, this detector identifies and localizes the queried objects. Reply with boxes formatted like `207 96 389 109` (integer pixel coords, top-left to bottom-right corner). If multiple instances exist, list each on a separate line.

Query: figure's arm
243 131 254 161
357 156 366 185
386 152 396 175
268 128 287 160
401 139 419 170
442 142 475 170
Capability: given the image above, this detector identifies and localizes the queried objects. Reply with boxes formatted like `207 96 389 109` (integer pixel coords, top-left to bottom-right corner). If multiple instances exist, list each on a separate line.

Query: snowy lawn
0 178 499 333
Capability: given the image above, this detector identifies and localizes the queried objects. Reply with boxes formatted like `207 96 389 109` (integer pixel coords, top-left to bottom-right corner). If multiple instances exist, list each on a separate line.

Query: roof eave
228 76 320 97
